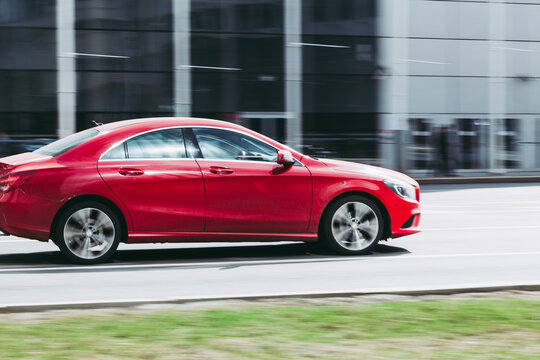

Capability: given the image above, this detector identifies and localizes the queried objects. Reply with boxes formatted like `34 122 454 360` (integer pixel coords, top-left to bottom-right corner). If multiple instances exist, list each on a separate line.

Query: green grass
0 298 539 359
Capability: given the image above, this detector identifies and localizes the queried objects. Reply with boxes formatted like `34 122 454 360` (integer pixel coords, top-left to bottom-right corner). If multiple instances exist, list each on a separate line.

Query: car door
97 128 205 233
189 127 312 234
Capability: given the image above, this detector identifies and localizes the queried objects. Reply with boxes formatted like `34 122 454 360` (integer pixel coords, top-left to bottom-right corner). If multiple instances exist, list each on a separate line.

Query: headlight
383 178 416 201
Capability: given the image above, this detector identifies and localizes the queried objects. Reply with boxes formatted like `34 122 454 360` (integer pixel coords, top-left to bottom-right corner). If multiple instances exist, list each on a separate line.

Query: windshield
34 129 99 157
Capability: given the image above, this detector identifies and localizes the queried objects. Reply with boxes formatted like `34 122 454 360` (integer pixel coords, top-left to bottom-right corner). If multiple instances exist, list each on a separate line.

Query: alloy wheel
330 201 380 251
63 207 116 260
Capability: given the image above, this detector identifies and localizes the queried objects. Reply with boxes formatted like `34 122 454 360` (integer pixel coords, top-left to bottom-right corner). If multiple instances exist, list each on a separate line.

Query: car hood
318 158 419 187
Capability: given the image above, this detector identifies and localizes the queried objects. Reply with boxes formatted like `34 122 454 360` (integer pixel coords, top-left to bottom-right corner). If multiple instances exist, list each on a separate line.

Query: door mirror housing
277 150 294 166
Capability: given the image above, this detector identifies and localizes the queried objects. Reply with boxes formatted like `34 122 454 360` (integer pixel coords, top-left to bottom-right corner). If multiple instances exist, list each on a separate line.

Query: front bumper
386 188 421 239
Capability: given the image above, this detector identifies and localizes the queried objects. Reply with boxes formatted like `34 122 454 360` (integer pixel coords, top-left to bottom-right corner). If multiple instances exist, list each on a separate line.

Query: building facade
1 0 540 173
379 0 540 173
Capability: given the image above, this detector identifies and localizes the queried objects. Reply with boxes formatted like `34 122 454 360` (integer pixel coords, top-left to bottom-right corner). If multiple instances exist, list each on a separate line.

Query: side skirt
127 232 318 244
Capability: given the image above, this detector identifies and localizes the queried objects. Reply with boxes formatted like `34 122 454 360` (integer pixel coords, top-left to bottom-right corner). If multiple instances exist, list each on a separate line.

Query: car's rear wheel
54 201 121 264
321 195 383 255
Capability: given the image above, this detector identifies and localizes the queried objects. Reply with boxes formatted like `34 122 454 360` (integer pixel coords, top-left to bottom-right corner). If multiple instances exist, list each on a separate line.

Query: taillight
0 172 35 193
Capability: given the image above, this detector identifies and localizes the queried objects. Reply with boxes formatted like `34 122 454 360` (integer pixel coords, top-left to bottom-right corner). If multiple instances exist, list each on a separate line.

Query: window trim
99 127 188 161
99 125 304 166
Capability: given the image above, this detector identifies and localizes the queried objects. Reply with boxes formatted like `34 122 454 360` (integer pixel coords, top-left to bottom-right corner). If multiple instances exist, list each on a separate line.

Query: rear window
34 129 99 157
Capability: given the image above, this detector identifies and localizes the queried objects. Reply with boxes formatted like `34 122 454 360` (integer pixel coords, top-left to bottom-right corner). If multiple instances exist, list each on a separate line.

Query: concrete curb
416 176 540 185
2 283 540 313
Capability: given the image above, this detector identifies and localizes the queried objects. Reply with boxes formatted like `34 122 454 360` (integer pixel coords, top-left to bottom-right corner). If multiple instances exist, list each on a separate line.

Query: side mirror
277 150 294 166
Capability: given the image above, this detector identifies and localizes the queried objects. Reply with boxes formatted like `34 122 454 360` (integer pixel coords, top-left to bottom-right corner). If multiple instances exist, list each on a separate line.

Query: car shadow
0 242 410 268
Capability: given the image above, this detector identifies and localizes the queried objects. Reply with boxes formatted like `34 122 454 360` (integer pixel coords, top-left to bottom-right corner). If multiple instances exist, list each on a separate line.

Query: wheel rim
63 208 115 260
331 201 379 251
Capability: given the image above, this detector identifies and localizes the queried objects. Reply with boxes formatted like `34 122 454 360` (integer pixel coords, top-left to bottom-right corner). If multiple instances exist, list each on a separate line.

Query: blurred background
1 0 540 176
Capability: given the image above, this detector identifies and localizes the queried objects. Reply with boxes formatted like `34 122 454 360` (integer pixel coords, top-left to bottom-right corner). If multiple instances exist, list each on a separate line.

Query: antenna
91 120 104 127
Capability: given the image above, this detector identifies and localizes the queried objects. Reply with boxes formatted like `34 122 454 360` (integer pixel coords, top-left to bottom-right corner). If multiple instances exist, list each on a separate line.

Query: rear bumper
0 192 53 241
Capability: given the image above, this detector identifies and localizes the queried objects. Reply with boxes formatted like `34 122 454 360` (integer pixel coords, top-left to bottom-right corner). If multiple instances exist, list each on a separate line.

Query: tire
320 195 384 255
54 201 121 264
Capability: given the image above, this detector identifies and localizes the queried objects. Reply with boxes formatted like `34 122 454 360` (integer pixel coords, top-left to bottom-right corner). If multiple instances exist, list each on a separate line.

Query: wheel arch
50 195 129 243
318 191 391 240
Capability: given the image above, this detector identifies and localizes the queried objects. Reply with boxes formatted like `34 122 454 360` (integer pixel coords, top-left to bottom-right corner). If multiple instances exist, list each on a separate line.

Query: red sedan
0 118 420 264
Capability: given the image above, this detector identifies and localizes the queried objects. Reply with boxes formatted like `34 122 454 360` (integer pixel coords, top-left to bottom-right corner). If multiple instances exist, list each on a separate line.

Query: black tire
54 201 121 264
320 195 384 255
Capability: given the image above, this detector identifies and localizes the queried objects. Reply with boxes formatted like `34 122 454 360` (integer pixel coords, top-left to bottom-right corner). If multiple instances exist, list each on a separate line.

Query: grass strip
0 298 538 359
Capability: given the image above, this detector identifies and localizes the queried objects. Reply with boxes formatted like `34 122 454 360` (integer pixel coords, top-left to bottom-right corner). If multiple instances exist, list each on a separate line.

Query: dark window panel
76 30 173 71
0 0 55 28
192 72 284 113
0 71 57 112
75 0 172 31
303 74 376 113
0 112 57 135
303 0 376 36
76 112 173 132
303 113 377 134
302 113 378 159
302 35 376 75
77 72 173 113
340 0 355 21
191 33 284 73
191 0 283 33
191 0 222 32
0 28 56 70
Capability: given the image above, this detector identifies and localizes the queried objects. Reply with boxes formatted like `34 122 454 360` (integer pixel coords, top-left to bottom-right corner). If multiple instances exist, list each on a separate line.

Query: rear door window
102 128 187 160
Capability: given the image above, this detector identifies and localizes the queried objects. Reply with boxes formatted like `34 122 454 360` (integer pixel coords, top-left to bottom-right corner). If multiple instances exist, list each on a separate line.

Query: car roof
96 117 245 133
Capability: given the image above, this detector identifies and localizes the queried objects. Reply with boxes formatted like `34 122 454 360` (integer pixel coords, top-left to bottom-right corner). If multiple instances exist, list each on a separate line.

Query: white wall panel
458 1 489 39
506 4 540 41
459 78 489 114
409 77 448 114
410 0 457 39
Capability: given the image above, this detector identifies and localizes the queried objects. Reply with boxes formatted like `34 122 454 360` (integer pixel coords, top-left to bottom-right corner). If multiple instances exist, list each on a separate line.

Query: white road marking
422 201 540 207
1 252 539 273
423 225 540 231
423 209 540 214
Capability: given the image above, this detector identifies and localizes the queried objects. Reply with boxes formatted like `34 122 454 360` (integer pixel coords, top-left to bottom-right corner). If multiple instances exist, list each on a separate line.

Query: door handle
119 167 144 176
209 166 233 175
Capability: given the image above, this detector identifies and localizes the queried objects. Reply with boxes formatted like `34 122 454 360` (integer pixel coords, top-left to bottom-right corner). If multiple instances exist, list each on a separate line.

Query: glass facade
302 0 377 159
0 0 377 161
75 0 174 130
0 0 57 135
191 0 285 138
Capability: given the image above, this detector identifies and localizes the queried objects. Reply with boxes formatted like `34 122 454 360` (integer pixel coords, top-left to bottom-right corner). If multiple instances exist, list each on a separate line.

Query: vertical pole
377 0 410 170
488 0 506 173
56 0 76 138
285 0 302 150
173 0 191 117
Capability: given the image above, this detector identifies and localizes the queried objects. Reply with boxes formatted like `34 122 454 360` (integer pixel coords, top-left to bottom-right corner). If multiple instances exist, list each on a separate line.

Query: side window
192 128 277 162
126 128 186 159
101 143 125 160
102 128 186 160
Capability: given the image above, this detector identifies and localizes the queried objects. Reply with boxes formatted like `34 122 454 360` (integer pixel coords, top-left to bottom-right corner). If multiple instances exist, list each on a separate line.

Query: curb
416 176 540 185
2 283 540 313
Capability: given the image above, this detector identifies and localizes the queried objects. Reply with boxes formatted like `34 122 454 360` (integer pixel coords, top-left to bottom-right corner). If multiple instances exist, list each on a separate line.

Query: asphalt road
1 183 540 307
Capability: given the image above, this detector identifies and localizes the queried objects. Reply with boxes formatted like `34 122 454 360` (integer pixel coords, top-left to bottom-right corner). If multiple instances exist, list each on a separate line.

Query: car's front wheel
321 195 383 255
54 201 121 264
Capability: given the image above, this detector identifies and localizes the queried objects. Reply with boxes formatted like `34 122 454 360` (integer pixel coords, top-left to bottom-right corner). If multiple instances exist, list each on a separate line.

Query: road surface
1 183 539 307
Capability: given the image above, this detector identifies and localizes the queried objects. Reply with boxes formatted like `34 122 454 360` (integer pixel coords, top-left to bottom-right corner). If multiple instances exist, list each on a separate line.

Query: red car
0 118 420 264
